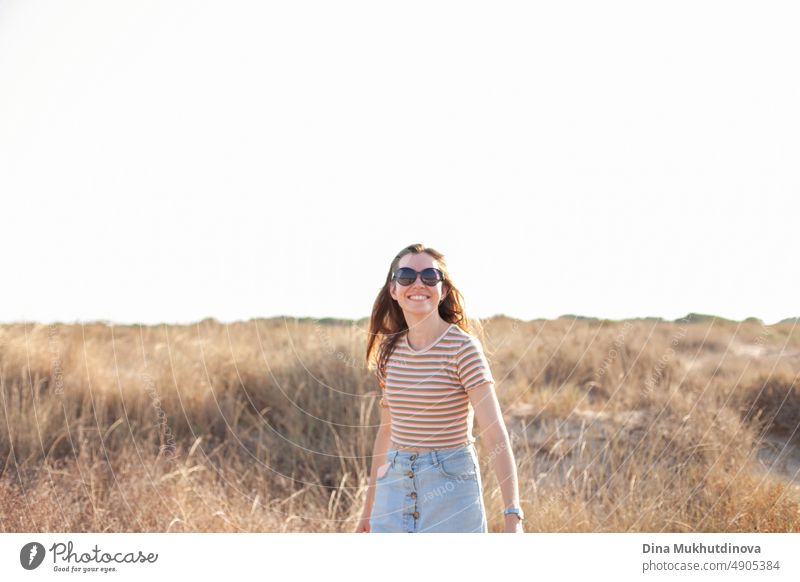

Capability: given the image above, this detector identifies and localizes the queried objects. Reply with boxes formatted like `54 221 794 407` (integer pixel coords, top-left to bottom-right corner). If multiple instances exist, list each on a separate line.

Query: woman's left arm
468 381 524 533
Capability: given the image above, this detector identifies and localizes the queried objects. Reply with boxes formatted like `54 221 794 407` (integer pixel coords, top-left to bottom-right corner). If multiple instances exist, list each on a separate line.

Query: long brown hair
365 244 481 386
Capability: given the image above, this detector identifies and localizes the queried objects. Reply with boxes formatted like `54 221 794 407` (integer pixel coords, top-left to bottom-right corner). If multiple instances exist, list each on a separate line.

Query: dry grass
1 315 799 532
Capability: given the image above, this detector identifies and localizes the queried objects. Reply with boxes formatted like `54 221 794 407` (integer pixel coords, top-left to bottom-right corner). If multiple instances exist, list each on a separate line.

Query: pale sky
1 1 797 326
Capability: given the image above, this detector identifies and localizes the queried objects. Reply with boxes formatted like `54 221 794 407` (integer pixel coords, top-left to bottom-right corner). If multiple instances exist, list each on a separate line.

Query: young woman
355 243 524 533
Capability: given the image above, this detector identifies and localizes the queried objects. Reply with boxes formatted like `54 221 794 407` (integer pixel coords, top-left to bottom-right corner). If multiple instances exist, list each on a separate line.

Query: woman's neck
405 317 451 351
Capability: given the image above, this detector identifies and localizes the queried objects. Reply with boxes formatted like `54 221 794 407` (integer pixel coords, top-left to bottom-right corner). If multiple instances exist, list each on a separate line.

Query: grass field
1 315 799 532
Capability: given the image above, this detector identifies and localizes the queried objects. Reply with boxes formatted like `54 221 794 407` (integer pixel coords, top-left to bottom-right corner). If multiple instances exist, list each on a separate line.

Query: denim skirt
369 442 488 533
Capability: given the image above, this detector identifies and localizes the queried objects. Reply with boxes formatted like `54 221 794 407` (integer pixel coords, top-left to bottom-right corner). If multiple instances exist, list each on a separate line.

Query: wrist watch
503 506 524 521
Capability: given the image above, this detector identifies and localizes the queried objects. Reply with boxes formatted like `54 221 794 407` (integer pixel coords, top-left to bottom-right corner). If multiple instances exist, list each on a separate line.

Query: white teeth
409 295 428 300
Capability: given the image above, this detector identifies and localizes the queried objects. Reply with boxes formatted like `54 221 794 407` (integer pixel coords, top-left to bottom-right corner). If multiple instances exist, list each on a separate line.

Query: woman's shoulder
449 325 483 347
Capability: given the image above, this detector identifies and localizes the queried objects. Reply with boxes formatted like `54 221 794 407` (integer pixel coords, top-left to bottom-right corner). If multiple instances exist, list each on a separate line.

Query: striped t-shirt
378 323 495 449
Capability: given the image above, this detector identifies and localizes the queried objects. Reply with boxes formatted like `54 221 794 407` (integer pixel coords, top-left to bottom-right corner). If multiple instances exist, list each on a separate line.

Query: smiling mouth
408 295 429 301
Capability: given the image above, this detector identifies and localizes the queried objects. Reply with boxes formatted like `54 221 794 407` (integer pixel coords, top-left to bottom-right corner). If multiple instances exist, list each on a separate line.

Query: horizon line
2 312 798 328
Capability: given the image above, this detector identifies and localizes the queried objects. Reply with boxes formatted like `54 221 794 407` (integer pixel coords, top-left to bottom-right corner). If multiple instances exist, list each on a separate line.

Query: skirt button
410 454 417 460
410 492 417 499
406 470 414 478
412 511 420 519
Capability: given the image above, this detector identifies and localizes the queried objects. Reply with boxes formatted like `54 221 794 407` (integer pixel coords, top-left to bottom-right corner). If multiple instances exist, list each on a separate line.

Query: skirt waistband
386 442 475 464
389 440 475 453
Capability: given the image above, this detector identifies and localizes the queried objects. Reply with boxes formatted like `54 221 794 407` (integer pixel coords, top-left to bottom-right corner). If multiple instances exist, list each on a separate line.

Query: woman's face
389 252 449 317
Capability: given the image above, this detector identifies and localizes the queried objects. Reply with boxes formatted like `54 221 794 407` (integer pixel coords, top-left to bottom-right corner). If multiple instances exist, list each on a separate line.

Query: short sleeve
456 336 495 391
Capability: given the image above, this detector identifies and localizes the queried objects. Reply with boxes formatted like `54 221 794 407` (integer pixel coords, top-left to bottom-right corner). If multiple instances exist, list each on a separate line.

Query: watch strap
503 506 524 520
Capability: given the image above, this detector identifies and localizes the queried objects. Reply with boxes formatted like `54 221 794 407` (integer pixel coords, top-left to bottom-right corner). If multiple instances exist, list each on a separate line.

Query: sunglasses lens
394 268 416 286
421 268 443 286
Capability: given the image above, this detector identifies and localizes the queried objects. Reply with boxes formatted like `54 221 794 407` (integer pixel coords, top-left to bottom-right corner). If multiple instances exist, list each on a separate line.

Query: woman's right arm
356 404 392 531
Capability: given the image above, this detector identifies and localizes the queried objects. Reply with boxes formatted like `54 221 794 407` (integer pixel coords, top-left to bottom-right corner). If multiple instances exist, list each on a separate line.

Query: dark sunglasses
392 267 444 286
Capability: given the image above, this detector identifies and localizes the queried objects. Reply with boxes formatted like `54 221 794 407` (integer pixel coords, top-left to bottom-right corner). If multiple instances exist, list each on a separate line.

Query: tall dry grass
1 315 798 532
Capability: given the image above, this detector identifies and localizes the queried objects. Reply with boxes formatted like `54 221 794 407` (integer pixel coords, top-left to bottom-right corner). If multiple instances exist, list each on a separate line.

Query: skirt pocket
437 451 478 481
375 460 393 482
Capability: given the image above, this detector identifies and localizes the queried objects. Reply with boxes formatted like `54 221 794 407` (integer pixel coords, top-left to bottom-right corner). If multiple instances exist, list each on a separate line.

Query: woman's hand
355 513 371 533
503 514 524 533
